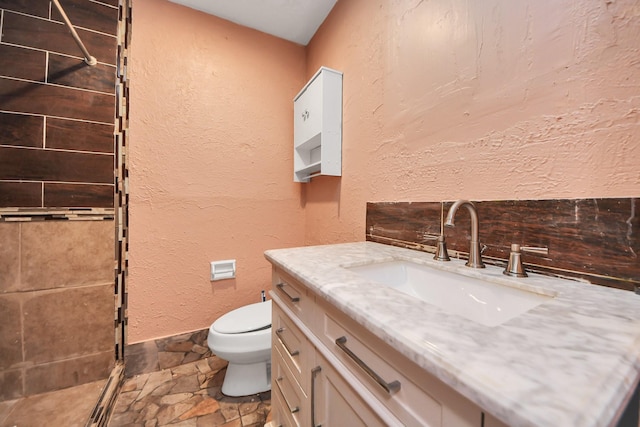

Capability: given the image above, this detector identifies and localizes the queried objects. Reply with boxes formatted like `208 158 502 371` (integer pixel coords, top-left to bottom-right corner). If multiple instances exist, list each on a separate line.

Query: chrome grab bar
276 283 300 302
335 336 401 395
276 327 299 357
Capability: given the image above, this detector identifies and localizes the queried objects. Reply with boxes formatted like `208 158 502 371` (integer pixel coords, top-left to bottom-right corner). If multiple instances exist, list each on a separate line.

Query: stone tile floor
0 379 107 427
109 356 271 426
0 355 270 427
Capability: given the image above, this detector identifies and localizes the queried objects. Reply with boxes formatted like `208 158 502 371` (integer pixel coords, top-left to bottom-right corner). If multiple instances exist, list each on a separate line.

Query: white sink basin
347 260 553 327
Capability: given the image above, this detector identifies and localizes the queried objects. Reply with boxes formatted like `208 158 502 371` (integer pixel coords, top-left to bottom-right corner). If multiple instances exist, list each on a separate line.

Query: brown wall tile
51 0 118 35
0 1 119 212
0 112 44 148
0 0 121 403
124 341 159 377
48 53 116 94
44 183 114 208
0 147 114 184
25 350 113 396
0 1 48 17
0 369 23 401
0 182 42 208
0 222 20 292
20 220 114 291
46 118 114 154
0 77 115 123
2 11 117 65
0 295 22 369
0 44 46 81
23 285 114 364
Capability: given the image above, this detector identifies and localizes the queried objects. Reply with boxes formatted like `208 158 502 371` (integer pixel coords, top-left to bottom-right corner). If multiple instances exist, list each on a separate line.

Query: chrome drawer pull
276 283 300 302
335 336 401 395
311 366 322 427
276 377 300 414
276 327 300 356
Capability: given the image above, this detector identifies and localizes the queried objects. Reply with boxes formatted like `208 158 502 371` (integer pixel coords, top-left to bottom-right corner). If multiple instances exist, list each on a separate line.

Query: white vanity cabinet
293 67 342 183
270 266 506 427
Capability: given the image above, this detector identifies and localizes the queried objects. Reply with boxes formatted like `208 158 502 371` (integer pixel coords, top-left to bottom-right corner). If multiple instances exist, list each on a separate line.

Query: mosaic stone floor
109 356 271 426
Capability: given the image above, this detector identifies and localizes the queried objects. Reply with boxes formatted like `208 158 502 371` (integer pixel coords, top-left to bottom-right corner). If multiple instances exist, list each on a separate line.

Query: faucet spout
444 200 485 268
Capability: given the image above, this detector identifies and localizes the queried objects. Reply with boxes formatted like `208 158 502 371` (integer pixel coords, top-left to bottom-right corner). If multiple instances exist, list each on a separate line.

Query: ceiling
167 0 338 46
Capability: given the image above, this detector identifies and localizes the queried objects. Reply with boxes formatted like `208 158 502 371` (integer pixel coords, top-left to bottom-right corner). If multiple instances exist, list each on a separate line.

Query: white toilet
207 300 272 396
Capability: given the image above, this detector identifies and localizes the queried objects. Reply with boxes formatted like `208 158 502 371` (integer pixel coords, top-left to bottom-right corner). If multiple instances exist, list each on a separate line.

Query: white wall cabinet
269 266 508 427
293 67 342 183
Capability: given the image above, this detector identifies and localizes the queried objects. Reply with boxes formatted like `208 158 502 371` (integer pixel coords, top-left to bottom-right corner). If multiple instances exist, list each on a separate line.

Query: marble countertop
264 242 640 427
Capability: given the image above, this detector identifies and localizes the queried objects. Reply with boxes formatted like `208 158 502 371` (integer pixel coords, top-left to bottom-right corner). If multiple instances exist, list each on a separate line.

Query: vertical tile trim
18 222 25 397
113 0 131 362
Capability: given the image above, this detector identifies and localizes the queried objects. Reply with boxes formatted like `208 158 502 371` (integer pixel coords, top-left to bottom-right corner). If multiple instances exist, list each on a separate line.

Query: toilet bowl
207 300 272 396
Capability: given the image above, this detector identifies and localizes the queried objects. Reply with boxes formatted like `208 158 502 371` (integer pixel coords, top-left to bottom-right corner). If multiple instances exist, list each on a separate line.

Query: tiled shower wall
0 0 124 401
0 221 115 400
0 0 117 208
366 198 639 292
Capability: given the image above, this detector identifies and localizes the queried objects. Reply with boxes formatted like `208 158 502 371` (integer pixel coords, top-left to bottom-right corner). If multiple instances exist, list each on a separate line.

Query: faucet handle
503 244 548 277
520 245 549 255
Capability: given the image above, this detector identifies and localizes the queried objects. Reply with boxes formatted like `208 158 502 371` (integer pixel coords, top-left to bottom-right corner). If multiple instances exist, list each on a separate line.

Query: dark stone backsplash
366 198 639 292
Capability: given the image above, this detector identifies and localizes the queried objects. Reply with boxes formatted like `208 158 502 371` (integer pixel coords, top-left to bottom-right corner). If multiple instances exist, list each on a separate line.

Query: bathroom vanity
265 242 640 427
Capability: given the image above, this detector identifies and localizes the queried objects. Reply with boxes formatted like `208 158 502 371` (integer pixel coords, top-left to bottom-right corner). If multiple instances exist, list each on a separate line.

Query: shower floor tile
109 355 271 426
0 379 107 427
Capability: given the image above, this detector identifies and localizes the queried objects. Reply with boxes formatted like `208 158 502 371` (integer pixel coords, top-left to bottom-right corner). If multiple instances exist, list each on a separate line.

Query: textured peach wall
130 0 639 342
128 0 306 342
304 0 640 245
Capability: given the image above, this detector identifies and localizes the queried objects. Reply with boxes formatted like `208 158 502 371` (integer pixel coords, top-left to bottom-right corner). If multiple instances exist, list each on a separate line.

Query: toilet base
221 360 271 397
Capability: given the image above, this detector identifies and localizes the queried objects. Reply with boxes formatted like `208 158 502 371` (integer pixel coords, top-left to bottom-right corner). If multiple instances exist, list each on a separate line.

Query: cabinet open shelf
294 161 322 181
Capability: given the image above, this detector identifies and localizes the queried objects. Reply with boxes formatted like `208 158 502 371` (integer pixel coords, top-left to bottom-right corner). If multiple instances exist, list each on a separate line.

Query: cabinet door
312 353 399 427
294 73 323 147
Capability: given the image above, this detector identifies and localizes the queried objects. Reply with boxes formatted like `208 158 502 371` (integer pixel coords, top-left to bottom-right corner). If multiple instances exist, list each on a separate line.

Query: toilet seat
212 301 271 334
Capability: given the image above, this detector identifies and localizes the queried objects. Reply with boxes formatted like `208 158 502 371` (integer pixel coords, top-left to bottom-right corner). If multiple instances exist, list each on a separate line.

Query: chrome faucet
444 200 485 268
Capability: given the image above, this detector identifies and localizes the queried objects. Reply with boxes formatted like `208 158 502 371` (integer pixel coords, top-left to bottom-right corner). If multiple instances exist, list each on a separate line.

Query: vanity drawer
273 348 307 427
270 382 290 427
272 268 313 323
272 301 310 391
317 299 482 427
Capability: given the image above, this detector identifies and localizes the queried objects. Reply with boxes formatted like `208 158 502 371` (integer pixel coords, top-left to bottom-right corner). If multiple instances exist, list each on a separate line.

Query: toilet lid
213 300 272 334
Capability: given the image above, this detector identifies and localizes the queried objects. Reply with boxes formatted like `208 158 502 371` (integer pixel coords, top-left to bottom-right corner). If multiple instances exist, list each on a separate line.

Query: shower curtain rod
52 0 97 66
